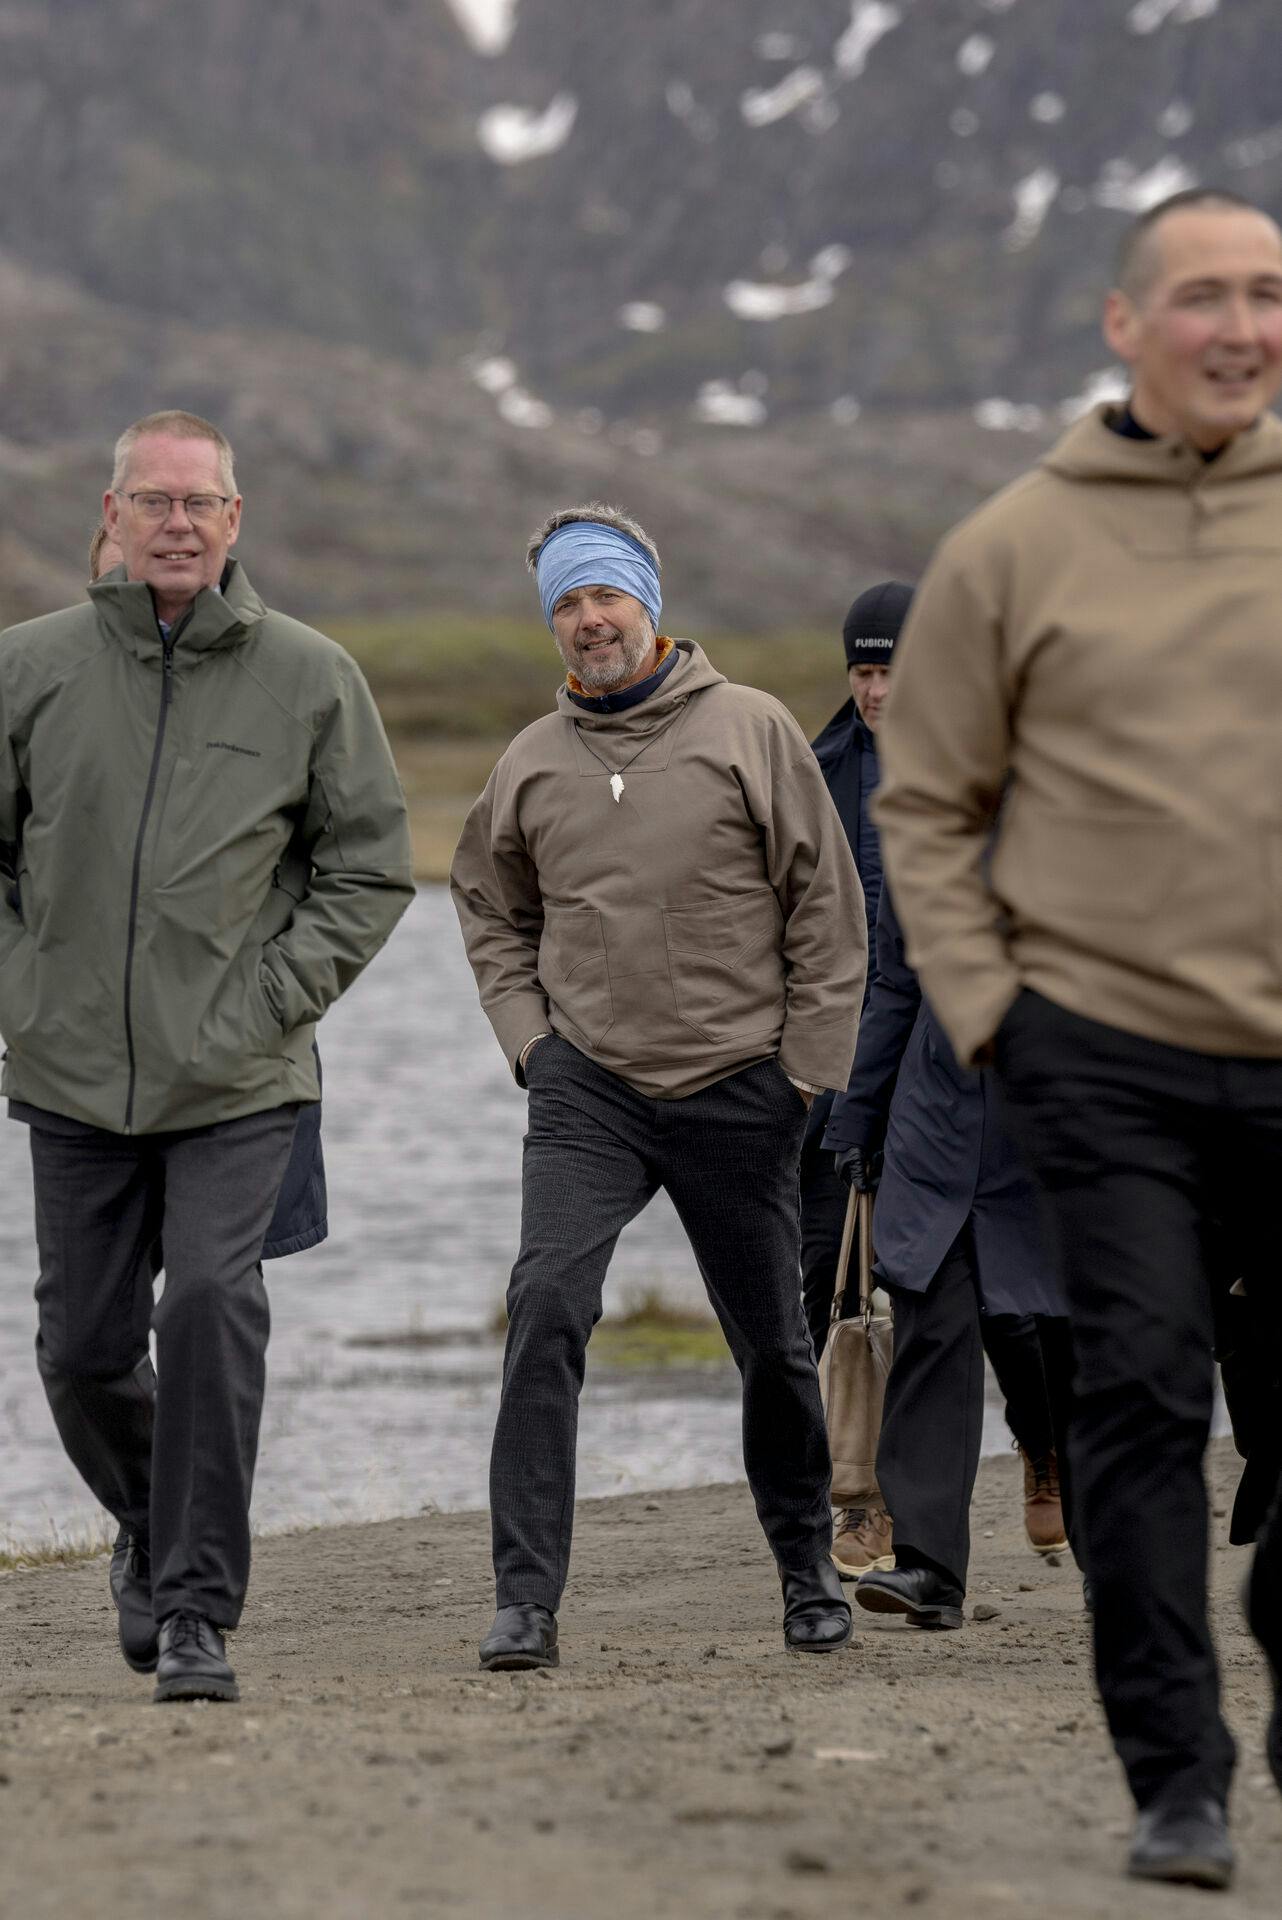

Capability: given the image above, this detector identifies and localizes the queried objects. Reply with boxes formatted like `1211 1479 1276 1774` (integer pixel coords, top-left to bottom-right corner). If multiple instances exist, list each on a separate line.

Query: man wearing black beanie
800 582 910 1581
808 583 1070 1593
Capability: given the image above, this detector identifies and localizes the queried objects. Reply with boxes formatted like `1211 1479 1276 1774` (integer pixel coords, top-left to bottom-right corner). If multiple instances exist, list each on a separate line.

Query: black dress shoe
1128 1794 1234 1889
1244 1562 1282 1793
109 1528 158 1674
479 1604 559 1671
153 1613 239 1704
779 1556 853 1653
854 1564 964 1630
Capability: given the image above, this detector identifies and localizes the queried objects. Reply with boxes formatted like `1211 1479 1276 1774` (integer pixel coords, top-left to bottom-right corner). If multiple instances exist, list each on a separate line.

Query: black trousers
993 988 1282 1810
30 1103 299 1627
799 1118 848 1360
875 1225 1074 1589
492 1038 831 1610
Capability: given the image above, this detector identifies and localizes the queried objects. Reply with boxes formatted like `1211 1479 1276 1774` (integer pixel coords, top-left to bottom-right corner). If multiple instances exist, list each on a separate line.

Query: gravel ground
1 1441 1278 1919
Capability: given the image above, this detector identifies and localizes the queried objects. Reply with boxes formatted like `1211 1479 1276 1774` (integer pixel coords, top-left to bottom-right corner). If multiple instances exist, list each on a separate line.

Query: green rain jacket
0 560 414 1133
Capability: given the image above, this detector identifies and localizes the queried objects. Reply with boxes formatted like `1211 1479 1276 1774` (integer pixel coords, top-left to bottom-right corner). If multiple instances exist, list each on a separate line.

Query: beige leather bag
818 1190 894 1508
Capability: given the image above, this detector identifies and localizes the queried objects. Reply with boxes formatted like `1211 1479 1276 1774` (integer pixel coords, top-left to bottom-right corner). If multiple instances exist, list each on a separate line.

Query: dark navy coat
806 699 879 1145
823 884 1064 1318
261 1047 327 1259
811 698 882 962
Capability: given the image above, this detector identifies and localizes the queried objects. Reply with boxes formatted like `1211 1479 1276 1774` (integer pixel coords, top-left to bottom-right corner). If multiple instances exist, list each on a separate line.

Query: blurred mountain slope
2 0 1279 626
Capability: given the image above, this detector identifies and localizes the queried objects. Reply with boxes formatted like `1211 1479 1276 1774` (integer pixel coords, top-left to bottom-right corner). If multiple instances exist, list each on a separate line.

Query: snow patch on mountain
1094 155 1196 211
724 246 850 322
446 0 518 56
1128 0 1218 33
477 94 577 164
741 67 826 127
957 34 995 76
618 302 667 332
695 381 768 426
1060 368 1129 420
833 3 902 77
1005 168 1060 250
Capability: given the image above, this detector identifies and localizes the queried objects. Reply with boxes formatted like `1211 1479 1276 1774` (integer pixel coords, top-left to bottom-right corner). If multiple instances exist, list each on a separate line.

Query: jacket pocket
992 806 1180 924
538 906 614 1046
0 930 38 1044
663 892 785 1042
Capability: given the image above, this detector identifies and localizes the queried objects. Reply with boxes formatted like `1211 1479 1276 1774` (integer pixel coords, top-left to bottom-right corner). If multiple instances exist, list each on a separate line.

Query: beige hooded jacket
875 404 1282 1066
450 641 865 1098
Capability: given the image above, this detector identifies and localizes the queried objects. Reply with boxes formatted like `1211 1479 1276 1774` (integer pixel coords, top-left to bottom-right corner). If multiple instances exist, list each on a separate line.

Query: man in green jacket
0 410 414 1702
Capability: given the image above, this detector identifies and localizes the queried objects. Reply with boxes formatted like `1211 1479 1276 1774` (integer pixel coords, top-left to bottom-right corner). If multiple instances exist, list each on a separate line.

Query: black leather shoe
110 1528 158 1674
1128 1794 1234 1889
854 1564 964 1630
153 1613 239 1703
780 1556 853 1653
479 1604 559 1671
1245 1563 1282 1793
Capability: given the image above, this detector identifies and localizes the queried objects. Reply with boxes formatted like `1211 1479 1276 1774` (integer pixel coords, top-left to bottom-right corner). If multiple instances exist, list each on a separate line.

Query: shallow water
3 889 1025 1546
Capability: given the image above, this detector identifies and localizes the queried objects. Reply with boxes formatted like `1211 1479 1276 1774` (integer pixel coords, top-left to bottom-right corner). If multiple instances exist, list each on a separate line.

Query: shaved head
1115 188 1271 303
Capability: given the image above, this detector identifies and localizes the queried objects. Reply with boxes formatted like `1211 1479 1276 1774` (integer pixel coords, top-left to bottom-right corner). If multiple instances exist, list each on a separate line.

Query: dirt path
2 1442 1278 1919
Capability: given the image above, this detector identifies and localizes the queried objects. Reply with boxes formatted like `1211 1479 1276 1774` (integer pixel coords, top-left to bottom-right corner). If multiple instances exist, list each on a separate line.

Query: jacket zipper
122 636 176 1133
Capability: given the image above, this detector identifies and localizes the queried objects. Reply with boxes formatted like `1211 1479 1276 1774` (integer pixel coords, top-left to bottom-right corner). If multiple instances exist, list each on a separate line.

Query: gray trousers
493 1038 832 1610
29 1103 299 1627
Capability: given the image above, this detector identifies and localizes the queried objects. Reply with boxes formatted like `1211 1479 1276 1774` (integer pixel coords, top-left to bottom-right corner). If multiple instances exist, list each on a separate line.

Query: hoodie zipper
121 634 176 1133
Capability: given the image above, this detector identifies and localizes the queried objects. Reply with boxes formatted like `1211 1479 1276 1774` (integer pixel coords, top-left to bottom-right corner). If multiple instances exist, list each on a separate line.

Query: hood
555 638 726 734
1041 402 1282 489
88 557 268 665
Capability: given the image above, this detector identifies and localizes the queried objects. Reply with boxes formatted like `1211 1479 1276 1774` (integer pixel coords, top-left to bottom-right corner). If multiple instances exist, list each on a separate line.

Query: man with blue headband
452 503 866 1670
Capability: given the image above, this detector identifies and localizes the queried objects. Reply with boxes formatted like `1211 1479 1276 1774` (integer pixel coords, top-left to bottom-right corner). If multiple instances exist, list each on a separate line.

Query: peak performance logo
206 740 262 758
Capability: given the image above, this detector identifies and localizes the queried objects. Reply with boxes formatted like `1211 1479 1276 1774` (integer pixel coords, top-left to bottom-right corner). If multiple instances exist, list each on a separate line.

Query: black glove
834 1146 882 1192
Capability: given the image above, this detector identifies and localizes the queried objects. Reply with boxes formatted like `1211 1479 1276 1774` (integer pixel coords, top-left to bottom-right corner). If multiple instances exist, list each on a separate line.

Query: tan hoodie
450 641 866 1098
875 404 1282 1066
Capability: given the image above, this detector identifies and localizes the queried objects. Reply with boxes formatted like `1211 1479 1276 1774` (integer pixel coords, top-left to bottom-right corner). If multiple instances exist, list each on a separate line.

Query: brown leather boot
831 1506 894 1580
1021 1447 1068 1555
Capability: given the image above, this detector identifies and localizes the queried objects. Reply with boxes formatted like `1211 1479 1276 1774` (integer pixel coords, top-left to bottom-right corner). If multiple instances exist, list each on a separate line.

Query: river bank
2 1440 1278 1919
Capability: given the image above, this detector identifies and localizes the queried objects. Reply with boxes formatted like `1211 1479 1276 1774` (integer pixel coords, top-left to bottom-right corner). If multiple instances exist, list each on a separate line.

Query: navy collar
567 642 680 713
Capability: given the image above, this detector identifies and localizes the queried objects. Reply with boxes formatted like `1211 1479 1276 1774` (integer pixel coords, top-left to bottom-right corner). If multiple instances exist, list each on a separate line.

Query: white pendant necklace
574 710 685 803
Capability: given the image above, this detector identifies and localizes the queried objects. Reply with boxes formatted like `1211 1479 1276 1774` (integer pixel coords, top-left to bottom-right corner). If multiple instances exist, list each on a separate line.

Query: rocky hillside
1 0 1278 628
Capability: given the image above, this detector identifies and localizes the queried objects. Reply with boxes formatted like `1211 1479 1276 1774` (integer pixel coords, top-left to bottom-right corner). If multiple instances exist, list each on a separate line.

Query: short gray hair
525 502 661 576
111 410 237 494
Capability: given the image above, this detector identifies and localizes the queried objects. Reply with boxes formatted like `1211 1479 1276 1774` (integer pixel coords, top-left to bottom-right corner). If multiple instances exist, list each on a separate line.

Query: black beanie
842 580 914 668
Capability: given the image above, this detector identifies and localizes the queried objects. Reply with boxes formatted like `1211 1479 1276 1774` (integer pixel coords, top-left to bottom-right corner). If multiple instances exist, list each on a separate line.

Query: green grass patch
487 1284 731 1372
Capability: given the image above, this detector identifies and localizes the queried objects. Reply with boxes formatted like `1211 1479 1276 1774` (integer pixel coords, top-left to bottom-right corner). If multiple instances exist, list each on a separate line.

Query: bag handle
829 1188 858 1325
857 1190 876 1327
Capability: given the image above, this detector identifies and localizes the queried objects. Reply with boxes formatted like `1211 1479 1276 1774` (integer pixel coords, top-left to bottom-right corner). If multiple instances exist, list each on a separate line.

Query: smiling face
551 583 659 692
103 432 241 625
1104 205 1282 451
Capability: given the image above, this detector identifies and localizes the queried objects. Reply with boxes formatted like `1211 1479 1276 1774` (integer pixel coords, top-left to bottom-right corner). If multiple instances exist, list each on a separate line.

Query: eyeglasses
115 491 232 521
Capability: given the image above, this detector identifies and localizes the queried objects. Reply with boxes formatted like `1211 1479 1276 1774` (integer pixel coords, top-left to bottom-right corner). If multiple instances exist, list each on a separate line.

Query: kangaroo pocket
539 905 614 1046
663 892 785 1042
992 805 1181 936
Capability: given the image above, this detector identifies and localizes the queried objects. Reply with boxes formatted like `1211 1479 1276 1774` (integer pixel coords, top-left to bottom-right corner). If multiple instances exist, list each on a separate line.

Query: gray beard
560 627 654 692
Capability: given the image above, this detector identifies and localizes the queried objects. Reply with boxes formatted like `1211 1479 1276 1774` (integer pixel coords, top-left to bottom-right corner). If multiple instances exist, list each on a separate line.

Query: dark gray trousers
30 1103 299 1627
493 1039 832 1610
877 1226 1074 1590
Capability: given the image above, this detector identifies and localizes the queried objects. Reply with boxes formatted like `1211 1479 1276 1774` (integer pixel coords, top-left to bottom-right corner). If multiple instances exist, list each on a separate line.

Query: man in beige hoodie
451 505 865 1670
874 189 1282 1889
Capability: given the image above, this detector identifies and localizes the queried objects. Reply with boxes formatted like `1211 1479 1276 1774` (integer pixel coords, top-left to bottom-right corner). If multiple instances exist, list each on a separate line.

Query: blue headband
535 522 662 633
